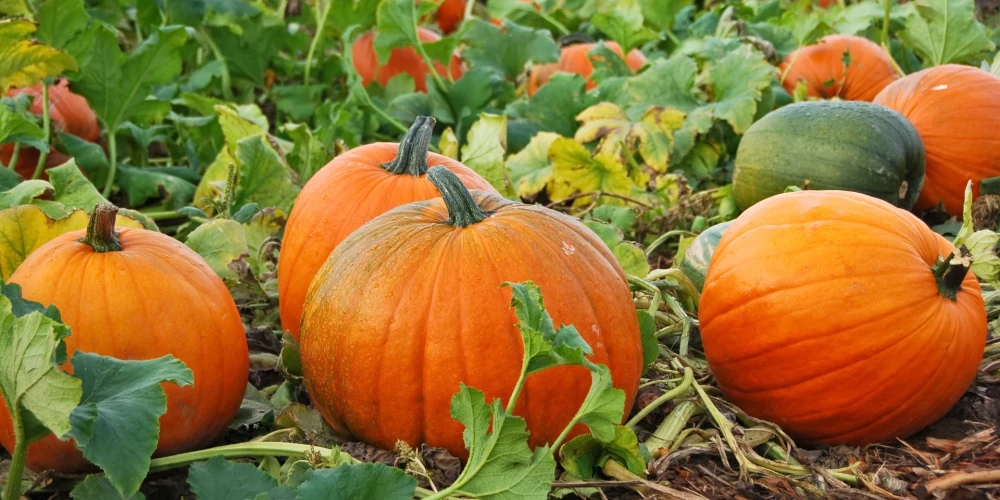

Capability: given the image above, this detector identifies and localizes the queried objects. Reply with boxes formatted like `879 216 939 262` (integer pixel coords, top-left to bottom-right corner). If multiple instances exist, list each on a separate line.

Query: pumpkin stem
427 166 491 227
933 245 972 301
382 116 436 176
79 202 123 253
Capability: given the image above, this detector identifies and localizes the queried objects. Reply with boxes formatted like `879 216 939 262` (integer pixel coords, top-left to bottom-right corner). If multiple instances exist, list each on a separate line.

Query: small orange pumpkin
0 80 100 179
352 28 464 93
874 64 1000 215
0 204 249 471
700 190 986 445
434 0 465 33
528 42 647 95
299 167 643 459
277 117 497 339
779 35 898 102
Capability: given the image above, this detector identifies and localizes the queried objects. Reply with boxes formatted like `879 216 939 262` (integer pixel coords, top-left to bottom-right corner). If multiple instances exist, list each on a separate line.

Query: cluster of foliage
0 0 998 498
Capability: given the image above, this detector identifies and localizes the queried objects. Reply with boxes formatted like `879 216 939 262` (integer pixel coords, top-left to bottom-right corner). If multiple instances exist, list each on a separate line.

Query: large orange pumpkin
0 204 249 471
277 117 497 339
699 190 986 445
528 42 648 95
874 65 1000 215
352 28 464 93
299 167 643 459
779 35 898 102
0 80 100 179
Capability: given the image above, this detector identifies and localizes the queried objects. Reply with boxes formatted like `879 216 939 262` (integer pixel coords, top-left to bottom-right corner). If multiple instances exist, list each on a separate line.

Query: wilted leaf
548 137 635 206
506 131 558 198
575 102 685 172
0 19 78 93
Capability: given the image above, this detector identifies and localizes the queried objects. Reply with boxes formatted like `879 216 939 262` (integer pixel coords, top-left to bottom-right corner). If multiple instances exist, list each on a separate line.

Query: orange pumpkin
874 65 1000 215
779 35 898 102
0 204 249 471
528 42 648 95
278 117 497 339
699 190 986 445
0 80 100 179
434 0 465 33
352 28 464 93
299 167 643 459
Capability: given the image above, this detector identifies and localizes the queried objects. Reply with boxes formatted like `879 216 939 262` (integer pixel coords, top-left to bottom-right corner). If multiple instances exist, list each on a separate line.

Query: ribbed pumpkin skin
528 42 647 95
779 35 898 102
0 80 100 178
0 228 249 471
277 145 497 339
300 193 643 459
700 190 986 445
874 65 1000 215
679 221 732 292
352 28 464 92
732 101 925 210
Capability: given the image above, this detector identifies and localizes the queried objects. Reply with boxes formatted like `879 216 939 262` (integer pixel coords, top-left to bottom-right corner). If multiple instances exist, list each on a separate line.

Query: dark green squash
680 221 732 292
732 101 926 211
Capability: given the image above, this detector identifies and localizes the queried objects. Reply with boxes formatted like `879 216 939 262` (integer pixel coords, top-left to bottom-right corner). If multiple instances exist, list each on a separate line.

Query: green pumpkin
732 101 926 211
680 221 732 292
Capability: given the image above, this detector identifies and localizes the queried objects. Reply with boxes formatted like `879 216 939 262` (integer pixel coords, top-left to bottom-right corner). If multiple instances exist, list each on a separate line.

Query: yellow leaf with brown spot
574 102 685 173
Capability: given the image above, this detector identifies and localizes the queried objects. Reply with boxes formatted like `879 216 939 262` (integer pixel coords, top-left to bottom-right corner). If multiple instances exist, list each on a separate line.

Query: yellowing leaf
548 137 636 206
439 127 459 160
0 20 78 93
0 206 144 279
461 113 511 196
575 103 685 172
507 132 559 198
194 105 274 213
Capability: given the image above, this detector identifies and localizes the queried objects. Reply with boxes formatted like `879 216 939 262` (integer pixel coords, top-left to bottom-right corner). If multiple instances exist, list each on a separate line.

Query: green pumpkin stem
382 116 436 176
427 166 490 227
79 202 123 253
933 246 972 301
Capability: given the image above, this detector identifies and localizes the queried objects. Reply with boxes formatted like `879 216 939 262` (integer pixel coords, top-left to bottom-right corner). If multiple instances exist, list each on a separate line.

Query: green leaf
447 385 557 499
188 456 296 500
512 73 591 137
461 113 511 196
567 365 627 443
591 206 636 233
548 137 636 205
283 123 330 184
297 463 417 500
373 0 420 64
0 19 79 93
897 0 995 66
637 310 658 370
327 0 380 36
638 0 693 32
559 425 646 479
71 476 145 500
0 180 54 209
506 131 558 198
67 353 193 497
702 45 774 134
36 0 88 50
116 166 197 210
46 160 107 211
233 135 302 213
588 43 636 86
460 19 560 80
0 104 48 151
582 220 651 276
591 0 658 53
0 293 81 443
76 25 189 130
505 282 595 375
185 218 250 280
0 0 30 16
614 56 701 119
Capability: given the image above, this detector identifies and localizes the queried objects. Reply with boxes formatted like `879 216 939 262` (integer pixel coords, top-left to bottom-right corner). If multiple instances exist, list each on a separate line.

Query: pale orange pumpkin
528 42 647 95
700 190 986 445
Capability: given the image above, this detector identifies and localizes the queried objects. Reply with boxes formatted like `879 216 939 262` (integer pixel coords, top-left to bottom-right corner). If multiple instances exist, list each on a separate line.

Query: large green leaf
297 464 417 500
461 113 511 196
67 353 193 498
460 19 560 80
36 0 88 50
0 103 47 151
187 456 296 500
233 135 301 213
897 0 995 66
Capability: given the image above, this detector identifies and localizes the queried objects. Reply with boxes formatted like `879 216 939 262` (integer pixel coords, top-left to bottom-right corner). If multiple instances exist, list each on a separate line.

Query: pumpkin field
1 0 1000 498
